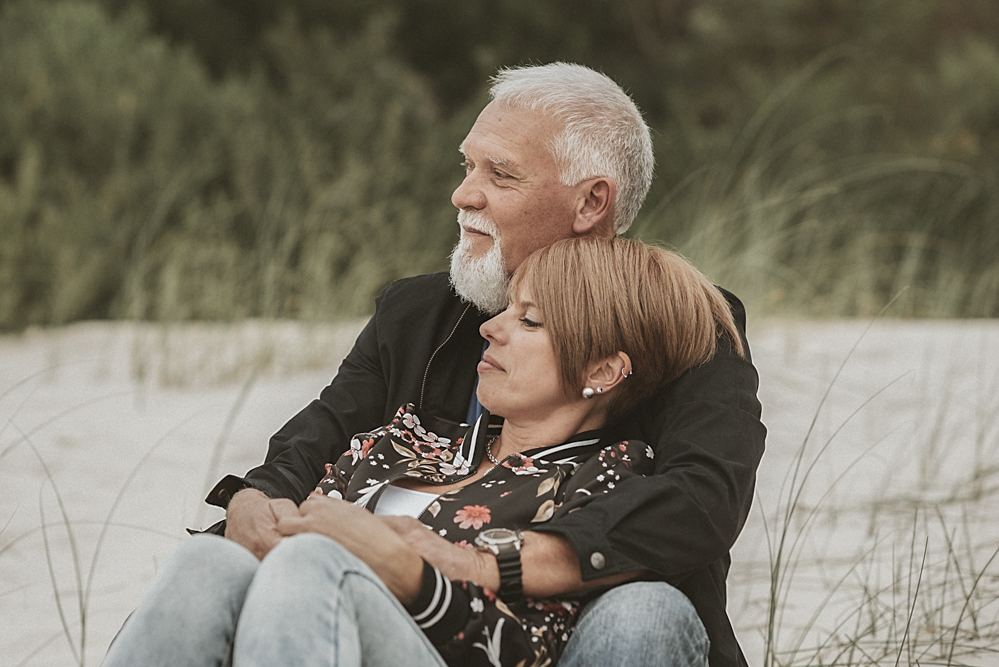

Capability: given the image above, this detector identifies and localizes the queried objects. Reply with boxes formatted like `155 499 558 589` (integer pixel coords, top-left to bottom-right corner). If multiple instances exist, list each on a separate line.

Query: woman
102 237 743 667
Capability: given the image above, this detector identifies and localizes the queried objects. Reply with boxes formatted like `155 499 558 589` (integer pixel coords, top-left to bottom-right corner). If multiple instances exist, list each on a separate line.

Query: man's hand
224 488 297 560
276 493 424 605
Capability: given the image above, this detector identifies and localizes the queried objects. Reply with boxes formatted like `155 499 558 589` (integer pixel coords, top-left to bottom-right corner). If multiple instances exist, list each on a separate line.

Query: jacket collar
460 409 605 466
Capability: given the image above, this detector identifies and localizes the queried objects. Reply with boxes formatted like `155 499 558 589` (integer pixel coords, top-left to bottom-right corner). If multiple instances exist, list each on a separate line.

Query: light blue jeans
101 533 448 667
559 581 710 667
102 533 709 666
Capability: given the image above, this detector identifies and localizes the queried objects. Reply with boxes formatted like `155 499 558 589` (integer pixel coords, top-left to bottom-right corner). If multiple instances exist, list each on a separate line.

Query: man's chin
461 236 496 258
449 245 509 315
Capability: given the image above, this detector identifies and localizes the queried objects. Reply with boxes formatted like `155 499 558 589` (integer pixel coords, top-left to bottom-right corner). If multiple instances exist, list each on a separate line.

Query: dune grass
731 316 999 667
4 319 999 665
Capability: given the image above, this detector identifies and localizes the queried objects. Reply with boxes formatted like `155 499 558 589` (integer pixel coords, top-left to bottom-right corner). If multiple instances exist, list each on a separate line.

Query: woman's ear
583 351 632 396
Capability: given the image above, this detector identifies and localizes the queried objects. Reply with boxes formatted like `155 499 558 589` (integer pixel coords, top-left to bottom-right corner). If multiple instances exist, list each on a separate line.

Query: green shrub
1 0 999 328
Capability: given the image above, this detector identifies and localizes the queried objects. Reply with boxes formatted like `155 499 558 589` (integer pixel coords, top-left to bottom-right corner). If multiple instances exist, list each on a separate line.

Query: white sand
3 318 999 666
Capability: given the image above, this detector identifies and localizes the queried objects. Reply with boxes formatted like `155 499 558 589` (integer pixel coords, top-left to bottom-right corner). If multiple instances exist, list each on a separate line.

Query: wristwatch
474 528 524 602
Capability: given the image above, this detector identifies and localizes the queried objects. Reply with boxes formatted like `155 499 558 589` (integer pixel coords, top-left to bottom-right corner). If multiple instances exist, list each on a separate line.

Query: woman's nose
479 315 496 340
479 311 505 342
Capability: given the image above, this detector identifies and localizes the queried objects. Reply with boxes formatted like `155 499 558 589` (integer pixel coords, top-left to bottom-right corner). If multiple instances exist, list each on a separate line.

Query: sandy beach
3 318 999 666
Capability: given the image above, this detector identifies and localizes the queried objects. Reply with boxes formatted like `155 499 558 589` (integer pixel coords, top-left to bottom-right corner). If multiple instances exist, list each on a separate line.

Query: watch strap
495 543 524 602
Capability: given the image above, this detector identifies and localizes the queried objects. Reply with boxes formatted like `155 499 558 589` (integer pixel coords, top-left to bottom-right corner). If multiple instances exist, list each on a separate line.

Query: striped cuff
404 560 471 645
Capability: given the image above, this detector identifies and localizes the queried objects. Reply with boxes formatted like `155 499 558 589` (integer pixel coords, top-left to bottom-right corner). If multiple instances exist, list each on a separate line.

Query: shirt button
590 552 606 570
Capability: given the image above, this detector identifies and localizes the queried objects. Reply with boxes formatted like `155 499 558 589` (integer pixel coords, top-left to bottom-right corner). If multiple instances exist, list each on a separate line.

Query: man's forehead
459 103 558 164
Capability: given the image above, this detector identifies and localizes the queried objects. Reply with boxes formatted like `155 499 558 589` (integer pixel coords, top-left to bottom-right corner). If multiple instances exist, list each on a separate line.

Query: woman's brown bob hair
508 237 745 419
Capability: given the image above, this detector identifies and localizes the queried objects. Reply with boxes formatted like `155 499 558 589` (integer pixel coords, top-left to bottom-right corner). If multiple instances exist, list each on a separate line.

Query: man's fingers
274 514 308 536
268 498 299 522
222 490 290 559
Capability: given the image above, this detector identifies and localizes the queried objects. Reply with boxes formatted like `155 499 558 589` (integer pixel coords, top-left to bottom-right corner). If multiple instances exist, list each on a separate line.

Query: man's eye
519 317 543 329
460 161 472 173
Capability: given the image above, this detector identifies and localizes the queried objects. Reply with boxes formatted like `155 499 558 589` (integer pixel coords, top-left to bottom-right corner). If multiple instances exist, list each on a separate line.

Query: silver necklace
486 436 502 465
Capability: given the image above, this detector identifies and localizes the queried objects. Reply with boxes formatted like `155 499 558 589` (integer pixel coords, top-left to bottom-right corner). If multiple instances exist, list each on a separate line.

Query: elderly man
210 63 764 667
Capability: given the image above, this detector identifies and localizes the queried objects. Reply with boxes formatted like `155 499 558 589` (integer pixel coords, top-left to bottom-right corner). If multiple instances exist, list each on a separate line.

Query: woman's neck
491 403 606 459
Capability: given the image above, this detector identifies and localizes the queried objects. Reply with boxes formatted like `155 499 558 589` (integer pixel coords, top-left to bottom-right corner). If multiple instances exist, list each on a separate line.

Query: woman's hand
275 492 424 604
379 515 501 592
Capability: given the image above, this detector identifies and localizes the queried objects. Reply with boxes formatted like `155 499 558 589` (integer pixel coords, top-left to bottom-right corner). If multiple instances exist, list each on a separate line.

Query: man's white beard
449 211 509 315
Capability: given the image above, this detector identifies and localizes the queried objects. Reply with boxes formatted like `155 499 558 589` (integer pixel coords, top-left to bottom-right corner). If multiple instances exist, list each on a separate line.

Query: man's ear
572 178 616 237
583 351 632 395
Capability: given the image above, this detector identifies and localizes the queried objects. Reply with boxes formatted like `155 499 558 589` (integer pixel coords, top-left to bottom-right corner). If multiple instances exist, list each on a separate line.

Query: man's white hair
489 63 654 235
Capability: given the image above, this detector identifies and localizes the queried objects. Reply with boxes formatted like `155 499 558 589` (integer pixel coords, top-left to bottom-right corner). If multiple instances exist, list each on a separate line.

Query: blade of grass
38 485 81 666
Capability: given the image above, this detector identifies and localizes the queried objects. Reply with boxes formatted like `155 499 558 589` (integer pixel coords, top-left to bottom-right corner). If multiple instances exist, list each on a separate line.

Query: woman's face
476 284 568 421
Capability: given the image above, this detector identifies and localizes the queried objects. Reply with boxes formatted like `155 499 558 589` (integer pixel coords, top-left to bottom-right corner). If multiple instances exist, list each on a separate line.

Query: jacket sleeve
406 561 579 667
206 286 394 508
532 292 766 581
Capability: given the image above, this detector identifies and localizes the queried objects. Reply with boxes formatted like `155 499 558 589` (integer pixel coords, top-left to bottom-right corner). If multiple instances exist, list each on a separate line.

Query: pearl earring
582 387 595 399
595 387 603 394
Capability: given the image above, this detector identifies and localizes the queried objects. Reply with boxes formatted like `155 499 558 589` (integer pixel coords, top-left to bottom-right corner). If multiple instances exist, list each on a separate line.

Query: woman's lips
478 354 503 372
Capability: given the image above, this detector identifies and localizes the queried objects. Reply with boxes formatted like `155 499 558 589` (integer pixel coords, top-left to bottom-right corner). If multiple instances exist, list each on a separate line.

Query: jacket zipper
419 303 473 410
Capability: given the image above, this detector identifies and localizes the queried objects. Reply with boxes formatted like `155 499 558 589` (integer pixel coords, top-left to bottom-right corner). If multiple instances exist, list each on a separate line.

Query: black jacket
208 272 766 667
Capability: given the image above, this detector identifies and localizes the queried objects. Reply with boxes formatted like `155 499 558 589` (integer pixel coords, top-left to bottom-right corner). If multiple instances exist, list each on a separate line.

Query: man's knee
564 582 709 666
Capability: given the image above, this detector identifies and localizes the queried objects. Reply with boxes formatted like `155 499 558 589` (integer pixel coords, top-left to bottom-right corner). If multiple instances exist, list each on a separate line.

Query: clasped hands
224 488 499 603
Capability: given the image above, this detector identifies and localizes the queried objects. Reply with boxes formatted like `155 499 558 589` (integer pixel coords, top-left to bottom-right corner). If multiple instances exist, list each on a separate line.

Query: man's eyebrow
456 145 518 170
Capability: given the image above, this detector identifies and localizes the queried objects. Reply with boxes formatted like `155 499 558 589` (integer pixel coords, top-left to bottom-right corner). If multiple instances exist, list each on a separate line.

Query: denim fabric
102 535 258 667
101 534 447 667
232 534 447 667
558 581 710 667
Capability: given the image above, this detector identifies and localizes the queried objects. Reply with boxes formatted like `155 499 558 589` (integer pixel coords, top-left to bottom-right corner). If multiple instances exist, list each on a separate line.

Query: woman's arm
276 493 424 604
381 516 642 597
278 496 593 666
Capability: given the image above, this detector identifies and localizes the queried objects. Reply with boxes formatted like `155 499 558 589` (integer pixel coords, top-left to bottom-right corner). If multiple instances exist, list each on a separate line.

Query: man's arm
381 516 642 597
530 294 765 582
212 290 391 553
210 273 481 555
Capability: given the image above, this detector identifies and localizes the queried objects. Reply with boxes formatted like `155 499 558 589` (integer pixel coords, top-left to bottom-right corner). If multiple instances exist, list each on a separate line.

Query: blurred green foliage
1 0 998 329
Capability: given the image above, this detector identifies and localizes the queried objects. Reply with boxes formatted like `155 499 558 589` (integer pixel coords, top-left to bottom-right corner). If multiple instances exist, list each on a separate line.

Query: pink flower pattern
310 404 655 667
453 505 491 530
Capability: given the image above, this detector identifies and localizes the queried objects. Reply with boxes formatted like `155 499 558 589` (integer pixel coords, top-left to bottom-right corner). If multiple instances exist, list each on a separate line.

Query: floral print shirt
315 404 655 667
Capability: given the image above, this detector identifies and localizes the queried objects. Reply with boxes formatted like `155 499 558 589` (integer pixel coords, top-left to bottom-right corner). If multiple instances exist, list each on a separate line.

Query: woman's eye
519 317 543 329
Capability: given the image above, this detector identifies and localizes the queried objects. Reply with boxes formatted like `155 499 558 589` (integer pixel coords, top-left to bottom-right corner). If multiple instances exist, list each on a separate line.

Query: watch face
475 528 522 548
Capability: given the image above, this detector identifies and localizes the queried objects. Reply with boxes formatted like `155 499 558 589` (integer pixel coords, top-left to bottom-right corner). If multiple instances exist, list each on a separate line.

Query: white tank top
372 484 438 518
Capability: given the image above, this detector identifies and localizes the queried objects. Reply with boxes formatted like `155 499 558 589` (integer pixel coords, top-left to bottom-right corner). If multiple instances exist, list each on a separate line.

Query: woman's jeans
101 533 449 667
102 533 709 667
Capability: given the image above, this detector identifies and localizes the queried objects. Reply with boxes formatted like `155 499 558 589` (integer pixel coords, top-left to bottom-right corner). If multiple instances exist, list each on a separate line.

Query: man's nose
452 173 486 211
